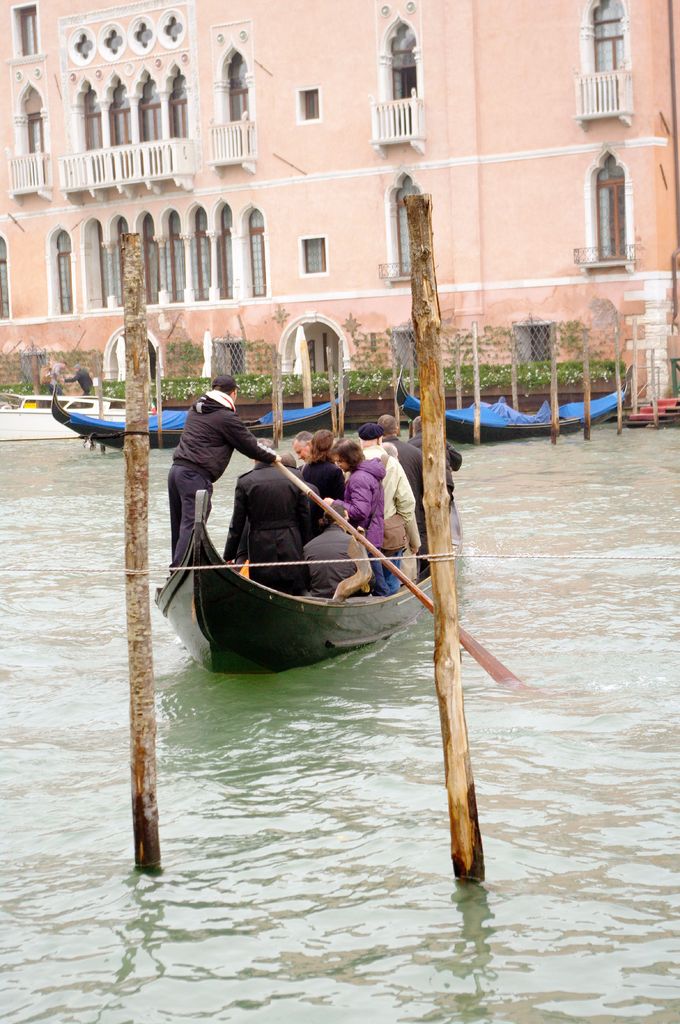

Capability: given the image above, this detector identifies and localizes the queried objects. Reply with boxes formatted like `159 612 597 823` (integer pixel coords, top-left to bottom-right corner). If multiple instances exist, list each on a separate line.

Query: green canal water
2 427 679 1023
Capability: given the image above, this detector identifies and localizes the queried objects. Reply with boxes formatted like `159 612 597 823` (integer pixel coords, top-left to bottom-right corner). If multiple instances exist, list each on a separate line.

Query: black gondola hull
51 392 339 450
156 518 429 674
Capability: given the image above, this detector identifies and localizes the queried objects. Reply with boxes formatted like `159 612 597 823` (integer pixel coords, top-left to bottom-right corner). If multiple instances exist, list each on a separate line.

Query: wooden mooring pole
390 336 401 425
471 322 481 446
614 320 623 435
327 346 338 437
337 357 345 438
405 193 484 882
271 351 283 449
549 322 559 445
631 316 639 416
93 351 106 454
455 336 463 410
582 326 591 441
155 347 164 450
510 332 519 413
650 349 659 429
121 232 161 871
299 333 313 410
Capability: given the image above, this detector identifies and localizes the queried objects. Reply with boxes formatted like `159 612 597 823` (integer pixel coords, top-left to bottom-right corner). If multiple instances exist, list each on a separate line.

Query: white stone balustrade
209 120 257 169
9 152 51 196
370 95 425 154
58 139 197 195
575 69 633 126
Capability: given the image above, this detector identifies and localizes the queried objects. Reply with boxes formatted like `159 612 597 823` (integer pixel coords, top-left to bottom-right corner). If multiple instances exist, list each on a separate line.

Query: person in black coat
302 429 346 535
168 374 278 566
63 364 93 395
224 443 313 594
303 502 358 598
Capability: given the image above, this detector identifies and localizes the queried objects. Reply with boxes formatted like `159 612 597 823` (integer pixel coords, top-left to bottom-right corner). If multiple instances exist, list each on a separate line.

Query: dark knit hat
212 374 237 393
357 422 384 440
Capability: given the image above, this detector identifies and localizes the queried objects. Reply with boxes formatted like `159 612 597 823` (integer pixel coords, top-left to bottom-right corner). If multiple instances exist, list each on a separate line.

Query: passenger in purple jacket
330 438 393 594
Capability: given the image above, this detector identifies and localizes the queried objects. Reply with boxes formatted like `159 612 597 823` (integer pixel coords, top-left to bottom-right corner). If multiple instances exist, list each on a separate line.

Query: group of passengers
167 373 461 600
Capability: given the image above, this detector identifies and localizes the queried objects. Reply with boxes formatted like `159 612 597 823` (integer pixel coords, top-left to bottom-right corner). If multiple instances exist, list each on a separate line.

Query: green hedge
2 360 622 401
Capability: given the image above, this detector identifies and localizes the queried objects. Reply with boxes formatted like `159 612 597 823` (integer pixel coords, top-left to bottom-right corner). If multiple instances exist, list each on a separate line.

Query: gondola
51 391 341 450
396 373 621 443
156 490 459 674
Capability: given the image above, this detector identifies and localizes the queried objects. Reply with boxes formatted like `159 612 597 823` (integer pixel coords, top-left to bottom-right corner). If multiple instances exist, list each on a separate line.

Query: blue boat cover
68 409 188 430
258 401 332 425
402 389 620 428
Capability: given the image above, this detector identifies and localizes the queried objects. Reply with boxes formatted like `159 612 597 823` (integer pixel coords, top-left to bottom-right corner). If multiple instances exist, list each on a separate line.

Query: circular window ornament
381 5 391 16
239 30 249 42
158 10 186 50
70 27 96 66
129 16 156 56
98 23 127 62
405 1 417 12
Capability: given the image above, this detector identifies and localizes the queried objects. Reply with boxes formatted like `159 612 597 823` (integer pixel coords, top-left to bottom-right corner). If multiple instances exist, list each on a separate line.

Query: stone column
208 231 220 301
103 242 119 308
155 236 169 305
181 233 195 303
100 102 112 149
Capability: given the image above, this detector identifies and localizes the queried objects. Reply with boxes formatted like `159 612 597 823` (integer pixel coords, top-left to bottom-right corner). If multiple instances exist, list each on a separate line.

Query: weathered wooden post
327 345 338 436
471 322 481 445
582 326 592 441
271 351 282 449
631 316 639 416
614 320 623 435
93 351 106 454
510 331 519 412
406 193 485 882
121 232 161 871
549 322 559 445
390 336 401 425
337 354 345 438
155 346 164 450
299 331 313 409
650 348 659 429
454 335 463 410
30 349 41 395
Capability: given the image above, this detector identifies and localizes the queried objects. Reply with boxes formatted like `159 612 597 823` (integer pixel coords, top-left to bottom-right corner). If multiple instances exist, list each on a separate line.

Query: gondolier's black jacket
172 395 276 482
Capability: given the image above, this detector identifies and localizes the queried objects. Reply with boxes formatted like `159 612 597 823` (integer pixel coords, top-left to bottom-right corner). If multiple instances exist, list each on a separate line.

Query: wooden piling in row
471 322 481 446
121 232 161 872
406 193 484 883
582 327 591 441
549 323 559 446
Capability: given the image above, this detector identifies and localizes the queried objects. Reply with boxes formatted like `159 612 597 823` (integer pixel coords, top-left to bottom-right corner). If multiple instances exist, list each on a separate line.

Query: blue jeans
372 550 404 596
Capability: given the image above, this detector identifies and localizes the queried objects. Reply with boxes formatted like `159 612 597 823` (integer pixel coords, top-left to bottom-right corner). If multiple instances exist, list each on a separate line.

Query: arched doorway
103 328 161 381
280 315 348 374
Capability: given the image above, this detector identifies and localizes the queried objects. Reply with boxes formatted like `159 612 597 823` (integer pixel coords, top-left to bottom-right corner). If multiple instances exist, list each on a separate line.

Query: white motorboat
0 392 126 441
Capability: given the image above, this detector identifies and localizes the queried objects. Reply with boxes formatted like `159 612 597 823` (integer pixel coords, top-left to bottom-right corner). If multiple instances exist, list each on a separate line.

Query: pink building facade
0 0 678 386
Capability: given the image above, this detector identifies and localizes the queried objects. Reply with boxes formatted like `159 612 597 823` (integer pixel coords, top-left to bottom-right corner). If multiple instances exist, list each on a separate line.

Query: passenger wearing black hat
168 374 279 566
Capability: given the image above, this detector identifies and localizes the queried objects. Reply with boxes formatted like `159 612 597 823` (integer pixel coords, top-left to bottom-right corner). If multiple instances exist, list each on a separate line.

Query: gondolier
169 374 279 566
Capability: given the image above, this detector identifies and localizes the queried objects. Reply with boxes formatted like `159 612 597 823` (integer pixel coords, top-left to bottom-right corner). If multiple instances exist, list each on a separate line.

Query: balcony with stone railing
370 94 425 155
209 120 257 174
9 152 52 200
58 139 197 198
573 243 640 270
575 68 633 127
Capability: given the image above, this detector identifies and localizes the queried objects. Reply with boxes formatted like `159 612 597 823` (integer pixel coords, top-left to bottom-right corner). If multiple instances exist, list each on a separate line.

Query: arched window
142 214 159 304
228 53 248 121
84 220 106 309
0 238 9 319
191 208 210 302
593 0 624 72
110 83 131 146
167 211 185 303
56 231 73 315
84 86 102 151
597 155 626 259
169 72 188 138
139 78 161 142
395 176 418 274
109 216 128 305
391 24 417 100
24 87 44 153
248 209 266 297
217 205 233 300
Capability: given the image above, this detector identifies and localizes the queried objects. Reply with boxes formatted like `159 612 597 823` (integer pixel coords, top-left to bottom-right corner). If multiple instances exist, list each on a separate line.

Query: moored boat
396 374 622 443
0 392 126 442
156 490 459 674
51 392 342 449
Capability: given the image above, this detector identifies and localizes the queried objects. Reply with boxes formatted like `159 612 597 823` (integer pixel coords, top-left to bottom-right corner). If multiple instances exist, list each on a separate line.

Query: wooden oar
275 461 524 689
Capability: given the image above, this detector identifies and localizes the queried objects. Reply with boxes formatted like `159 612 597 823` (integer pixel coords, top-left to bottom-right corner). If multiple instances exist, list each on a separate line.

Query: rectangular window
0 257 9 319
18 6 38 56
27 112 44 153
302 237 327 275
298 88 321 123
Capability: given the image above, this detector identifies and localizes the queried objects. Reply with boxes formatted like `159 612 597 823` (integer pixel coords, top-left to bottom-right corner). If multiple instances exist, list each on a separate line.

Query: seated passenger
224 440 312 594
330 438 385 594
303 502 361 598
